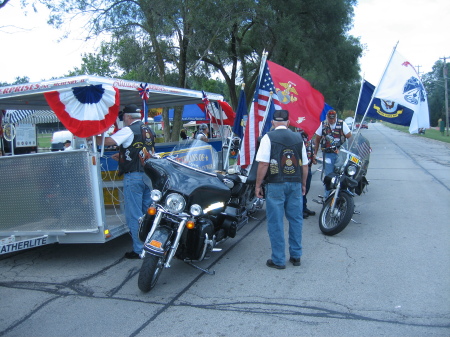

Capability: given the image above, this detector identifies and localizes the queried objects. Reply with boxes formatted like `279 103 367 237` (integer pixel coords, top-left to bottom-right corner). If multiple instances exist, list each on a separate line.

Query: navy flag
232 84 248 139
356 80 414 126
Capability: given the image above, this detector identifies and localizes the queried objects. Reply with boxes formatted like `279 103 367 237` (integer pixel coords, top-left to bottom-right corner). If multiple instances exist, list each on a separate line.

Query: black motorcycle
137 140 263 292
318 134 370 236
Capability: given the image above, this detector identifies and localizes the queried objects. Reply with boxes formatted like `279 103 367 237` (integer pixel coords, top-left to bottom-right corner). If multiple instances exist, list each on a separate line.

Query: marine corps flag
356 80 414 126
238 59 324 168
267 61 324 139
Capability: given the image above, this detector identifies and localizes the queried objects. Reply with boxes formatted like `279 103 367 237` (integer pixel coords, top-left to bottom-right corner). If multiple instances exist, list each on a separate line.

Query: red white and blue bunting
44 84 120 138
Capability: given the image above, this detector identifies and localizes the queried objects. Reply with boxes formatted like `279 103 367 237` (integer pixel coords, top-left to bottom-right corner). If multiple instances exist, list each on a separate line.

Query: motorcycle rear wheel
319 192 354 236
138 254 164 293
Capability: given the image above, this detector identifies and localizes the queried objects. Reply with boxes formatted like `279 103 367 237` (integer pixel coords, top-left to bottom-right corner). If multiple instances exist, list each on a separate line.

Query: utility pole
416 65 422 78
441 57 449 136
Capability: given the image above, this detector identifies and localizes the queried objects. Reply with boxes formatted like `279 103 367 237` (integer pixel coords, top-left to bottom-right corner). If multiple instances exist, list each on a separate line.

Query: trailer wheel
138 254 164 293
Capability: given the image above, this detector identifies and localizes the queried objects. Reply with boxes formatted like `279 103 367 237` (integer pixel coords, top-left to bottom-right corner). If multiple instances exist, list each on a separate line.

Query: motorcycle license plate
349 155 360 164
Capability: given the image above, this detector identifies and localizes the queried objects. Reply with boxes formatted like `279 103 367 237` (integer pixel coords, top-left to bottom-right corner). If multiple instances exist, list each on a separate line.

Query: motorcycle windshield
343 134 371 163
166 139 219 173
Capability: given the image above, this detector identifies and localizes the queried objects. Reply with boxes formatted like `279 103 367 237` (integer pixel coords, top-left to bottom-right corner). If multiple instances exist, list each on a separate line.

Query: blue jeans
123 172 151 254
323 152 337 197
265 182 303 266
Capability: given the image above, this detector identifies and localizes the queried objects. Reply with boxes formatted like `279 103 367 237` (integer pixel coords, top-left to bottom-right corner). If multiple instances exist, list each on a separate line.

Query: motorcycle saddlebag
186 218 214 260
354 176 369 195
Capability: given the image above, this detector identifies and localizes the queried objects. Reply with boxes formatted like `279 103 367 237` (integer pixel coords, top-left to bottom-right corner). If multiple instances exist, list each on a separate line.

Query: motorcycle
137 139 264 292
317 134 371 236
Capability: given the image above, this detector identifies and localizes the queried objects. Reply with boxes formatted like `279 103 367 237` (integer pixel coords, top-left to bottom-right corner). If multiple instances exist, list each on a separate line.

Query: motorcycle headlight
151 189 162 202
165 193 186 214
190 204 203 216
346 165 357 176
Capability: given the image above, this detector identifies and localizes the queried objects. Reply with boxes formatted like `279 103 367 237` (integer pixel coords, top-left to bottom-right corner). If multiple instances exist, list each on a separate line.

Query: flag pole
350 42 399 148
352 73 365 128
348 74 366 149
260 92 274 134
239 51 267 144
257 50 269 87
373 41 399 98
349 41 399 149
256 51 271 134
239 51 268 171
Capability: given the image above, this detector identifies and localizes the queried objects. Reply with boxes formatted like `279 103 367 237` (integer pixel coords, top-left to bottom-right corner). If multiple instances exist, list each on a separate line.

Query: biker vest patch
281 148 301 175
266 129 303 183
269 159 279 175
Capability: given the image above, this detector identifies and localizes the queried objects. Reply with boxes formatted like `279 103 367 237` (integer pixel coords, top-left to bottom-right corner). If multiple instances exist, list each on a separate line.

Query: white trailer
0 75 225 254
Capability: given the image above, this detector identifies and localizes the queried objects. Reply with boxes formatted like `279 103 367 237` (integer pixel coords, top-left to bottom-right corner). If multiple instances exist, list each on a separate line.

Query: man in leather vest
255 109 308 269
97 104 156 259
313 109 351 196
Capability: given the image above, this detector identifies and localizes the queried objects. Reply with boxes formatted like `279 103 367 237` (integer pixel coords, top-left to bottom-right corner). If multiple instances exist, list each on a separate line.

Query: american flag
238 62 281 168
202 90 210 117
138 83 150 123
354 137 372 159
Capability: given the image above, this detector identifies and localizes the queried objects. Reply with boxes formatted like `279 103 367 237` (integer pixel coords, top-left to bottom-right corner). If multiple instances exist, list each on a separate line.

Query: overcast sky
1 0 448 85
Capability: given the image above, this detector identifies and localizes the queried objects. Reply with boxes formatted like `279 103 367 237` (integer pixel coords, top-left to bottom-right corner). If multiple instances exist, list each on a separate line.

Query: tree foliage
28 0 362 139
66 44 118 77
422 60 448 127
0 76 30 87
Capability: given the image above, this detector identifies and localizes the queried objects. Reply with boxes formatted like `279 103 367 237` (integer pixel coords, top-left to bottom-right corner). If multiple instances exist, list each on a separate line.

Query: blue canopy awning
153 104 209 122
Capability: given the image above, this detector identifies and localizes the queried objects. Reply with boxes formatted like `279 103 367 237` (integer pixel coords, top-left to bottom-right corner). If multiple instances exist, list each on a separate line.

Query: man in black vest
97 104 155 259
255 109 308 269
313 109 351 196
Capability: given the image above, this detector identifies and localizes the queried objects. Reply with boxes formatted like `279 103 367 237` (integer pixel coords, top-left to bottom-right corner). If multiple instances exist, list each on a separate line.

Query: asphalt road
1 123 449 337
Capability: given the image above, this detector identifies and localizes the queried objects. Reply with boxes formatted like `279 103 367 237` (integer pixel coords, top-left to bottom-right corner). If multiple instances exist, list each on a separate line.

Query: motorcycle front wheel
138 254 164 293
319 192 354 236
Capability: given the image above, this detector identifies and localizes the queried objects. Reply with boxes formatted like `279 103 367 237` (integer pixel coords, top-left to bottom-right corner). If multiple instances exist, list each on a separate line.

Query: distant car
355 122 368 129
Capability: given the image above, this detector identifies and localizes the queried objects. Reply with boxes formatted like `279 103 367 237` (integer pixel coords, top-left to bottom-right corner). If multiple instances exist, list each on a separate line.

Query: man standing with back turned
97 104 156 259
255 110 308 269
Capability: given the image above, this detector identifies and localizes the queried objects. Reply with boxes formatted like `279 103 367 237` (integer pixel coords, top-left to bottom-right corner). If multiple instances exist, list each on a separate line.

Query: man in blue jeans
313 109 351 197
97 104 155 259
255 110 308 269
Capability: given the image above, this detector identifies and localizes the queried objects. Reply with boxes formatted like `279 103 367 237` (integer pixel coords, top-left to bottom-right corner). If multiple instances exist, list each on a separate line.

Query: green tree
66 44 118 77
422 60 446 127
0 76 30 87
32 0 362 138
